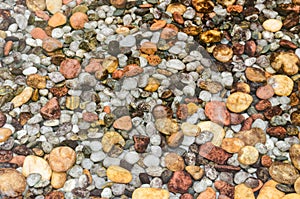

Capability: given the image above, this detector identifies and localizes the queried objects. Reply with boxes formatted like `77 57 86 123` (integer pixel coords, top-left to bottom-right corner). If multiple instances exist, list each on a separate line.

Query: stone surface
234 127 266 146
0 168 26 197
30 27 48 39
132 188 170 199
0 128 12 142
269 162 299 185
185 165 204 180
107 165 132 183
221 138 245 153
40 97 61 120
199 142 232 164
22 155 52 180
226 92 253 113
11 87 33 107
26 74 46 89
267 75 294 96
289 144 300 170
102 131 125 153
133 135 150 153
168 171 193 194
257 180 285 199
49 146 76 172
205 101 230 125
42 37 63 52
197 121 225 146
271 52 299 75
26 0 46 11
51 172 66 189
234 183 255 199
263 19 283 32
113 116 132 131
48 12 67 27
215 180 234 199
46 0 62 14
165 152 185 171
238 146 259 165
70 12 88 30
60 59 81 79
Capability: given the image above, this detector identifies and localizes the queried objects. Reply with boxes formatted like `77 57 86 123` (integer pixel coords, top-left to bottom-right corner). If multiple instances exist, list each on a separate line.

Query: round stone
132 188 170 199
221 138 245 153
106 165 132 183
70 12 88 30
0 168 26 197
165 153 185 171
22 155 52 180
49 146 76 172
238 146 259 165
269 162 299 185
213 44 233 63
290 144 300 171
226 92 253 113
60 59 81 79
51 172 67 189
263 19 283 32
267 75 294 96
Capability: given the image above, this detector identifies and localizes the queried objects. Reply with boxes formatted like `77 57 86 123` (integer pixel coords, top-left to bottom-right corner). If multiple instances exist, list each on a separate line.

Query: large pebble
26 74 46 89
234 183 255 199
26 0 46 11
257 180 285 199
49 146 76 172
165 153 185 171
51 172 66 189
181 122 201 137
226 92 253 113
102 131 125 153
269 162 299 185
267 75 293 96
113 116 132 131
60 59 81 79
168 171 192 193
234 127 266 146
221 138 245 153
238 146 259 165
199 142 232 164
46 0 62 14
0 168 26 197
48 12 67 27
40 97 61 120
205 101 230 125
22 155 52 180
263 19 283 32
11 87 33 107
42 37 63 52
132 188 170 199
0 128 12 142
289 144 300 170
197 121 225 146
107 165 132 183
281 194 300 199
70 12 88 30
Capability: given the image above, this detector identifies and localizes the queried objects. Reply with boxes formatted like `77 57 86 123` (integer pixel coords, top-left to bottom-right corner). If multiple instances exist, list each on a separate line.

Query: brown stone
133 135 150 153
168 171 193 194
232 42 244 55
290 93 299 106
167 131 184 148
82 112 98 122
110 0 126 8
238 146 259 165
197 187 216 199
245 67 266 83
257 180 285 199
70 12 88 30
215 180 234 199
9 155 25 167
0 150 13 163
271 52 299 75
241 117 253 131
113 115 132 131
0 112 7 127
42 37 63 52
279 39 298 49
165 153 185 171
227 5 243 13
166 3 187 14
51 172 66 189
45 191 65 199
48 12 67 27
214 164 241 172
85 58 103 73
146 55 162 66
264 106 282 120
173 12 184 24
140 42 157 55
4 41 13 56
230 113 245 125
181 193 194 199
49 85 68 98
0 168 26 197
160 24 178 40
256 84 274 100
234 184 255 199
269 162 299 185
192 0 214 12
266 126 287 139
60 58 81 79
255 99 272 111
244 40 256 57
235 127 266 146
49 146 76 172
291 110 300 126
213 44 233 63
26 74 46 89
199 142 232 164
200 30 222 43
205 101 230 125
221 138 245 153
176 104 188 120
231 82 250 94
40 97 61 120
261 155 273 167
290 144 300 171
150 20 167 31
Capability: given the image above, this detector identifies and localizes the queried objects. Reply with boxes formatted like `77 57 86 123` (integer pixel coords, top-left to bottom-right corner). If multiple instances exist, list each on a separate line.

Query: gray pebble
69 165 83 178
234 170 250 184
27 173 42 187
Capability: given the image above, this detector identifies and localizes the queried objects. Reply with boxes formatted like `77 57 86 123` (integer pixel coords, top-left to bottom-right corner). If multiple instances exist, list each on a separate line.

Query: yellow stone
226 92 253 113
263 19 283 32
201 30 222 43
281 194 300 199
48 12 67 27
181 122 201 137
166 3 187 15
132 188 170 199
103 56 118 73
187 102 199 115
185 165 204 180
51 172 66 189
101 131 125 153
197 121 225 146
221 137 245 153
66 96 80 110
22 155 52 180
155 118 179 135
11 87 33 107
257 180 285 199
0 128 12 142
144 77 160 92
267 75 294 96
294 177 300 194
106 165 132 183
234 184 255 199
238 146 259 165
165 153 185 171
289 144 300 171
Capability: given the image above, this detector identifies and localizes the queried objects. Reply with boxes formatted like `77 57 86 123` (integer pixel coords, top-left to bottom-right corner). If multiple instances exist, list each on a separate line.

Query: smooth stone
26 173 42 187
289 144 300 170
46 0 62 14
181 122 201 137
106 165 132 183
132 188 170 199
197 121 225 146
0 168 26 197
51 172 67 189
267 75 293 96
269 162 299 185
22 155 52 180
234 183 255 199
11 87 33 107
281 194 300 199
49 146 76 172
263 19 283 32
0 128 12 142
257 180 285 199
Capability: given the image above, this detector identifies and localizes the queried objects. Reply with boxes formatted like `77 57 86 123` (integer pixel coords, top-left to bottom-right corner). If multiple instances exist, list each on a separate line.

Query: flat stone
269 162 299 185
22 155 52 180
113 116 132 131
48 12 67 27
65 96 80 110
226 92 253 113
234 184 255 199
42 37 63 52
168 171 193 194
166 59 185 70
132 188 170 199
49 146 76 172
197 121 225 147
0 128 12 142
0 168 26 197
263 19 283 32
11 87 33 107
107 165 132 183
40 97 61 120
46 0 62 14
205 101 231 125
199 142 232 164
26 0 46 11
30 27 48 40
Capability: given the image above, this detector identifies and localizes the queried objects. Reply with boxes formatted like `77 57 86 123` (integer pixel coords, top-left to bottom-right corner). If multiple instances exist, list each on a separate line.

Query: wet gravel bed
0 0 300 198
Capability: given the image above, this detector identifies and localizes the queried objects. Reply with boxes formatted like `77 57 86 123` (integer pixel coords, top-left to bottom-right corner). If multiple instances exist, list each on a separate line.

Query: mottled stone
205 101 230 125
234 184 255 199
269 162 299 185
107 165 132 183
0 168 26 197
60 59 81 79
113 116 132 131
168 171 193 194
199 142 232 164
49 146 76 172
133 135 150 153
234 128 266 146
40 97 61 120
226 92 253 113
165 153 185 171
11 87 33 107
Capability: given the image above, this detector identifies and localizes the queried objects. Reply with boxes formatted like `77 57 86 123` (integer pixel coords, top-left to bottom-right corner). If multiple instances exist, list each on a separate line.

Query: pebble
133 135 150 153
0 128 12 142
269 162 299 185
0 168 26 197
26 0 46 11
102 131 125 153
40 97 61 120
289 144 300 170
42 37 63 52
197 187 216 199
234 183 255 199
26 173 41 187
213 44 233 62
238 146 259 165
262 19 283 32
22 155 52 180
294 177 300 194
51 172 66 189
30 28 48 40
185 166 204 180
226 92 253 113
46 0 62 14
205 101 230 125
48 146 76 172
165 153 185 171
199 142 232 164
48 12 67 27
132 188 170 199
197 121 225 146
257 180 285 199
281 194 300 199
168 171 193 194
166 59 185 70
11 87 33 107
267 75 294 96
234 127 266 146
256 85 274 100
221 138 245 153
181 122 201 137
106 165 132 183
60 59 81 79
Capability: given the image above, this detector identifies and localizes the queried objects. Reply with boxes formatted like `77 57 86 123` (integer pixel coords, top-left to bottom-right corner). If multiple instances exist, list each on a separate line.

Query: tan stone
166 3 187 15
26 74 46 89
49 146 76 172
48 12 67 27
268 75 294 96
197 121 225 146
269 162 299 185
165 153 185 171
70 12 88 30
144 77 160 92
0 168 26 197
234 184 255 199
0 128 12 142
167 131 184 148
221 138 245 153
132 188 170 199
101 131 125 153
226 92 253 113
113 116 132 131
11 87 33 107
289 144 300 170
103 56 118 73
46 0 62 14
281 194 300 199
185 165 204 180
263 19 283 32
294 176 300 194
201 30 222 43
213 44 233 63
107 165 132 183
271 52 299 75
234 127 266 146
26 0 46 11
22 155 52 180
238 146 259 165
66 96 80 110
197 187 216 199
181 122 201 137
155 118 179 135
51 172 66 189
217 0 236 7
257 180 285 199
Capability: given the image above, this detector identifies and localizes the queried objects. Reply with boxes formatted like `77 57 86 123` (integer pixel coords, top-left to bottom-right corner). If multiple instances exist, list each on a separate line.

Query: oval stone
49 146 76 172
0 168 26 197
22 155 52 180
269 162 299 185
290 144 300 170
132 188 170 199
107 165 132 183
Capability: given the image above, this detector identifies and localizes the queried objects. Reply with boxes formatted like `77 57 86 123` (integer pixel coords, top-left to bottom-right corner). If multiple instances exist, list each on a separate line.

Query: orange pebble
103 106 111 114
112 69 125 79
31 27 49 40
70 12 88 30
35 10 50 20
9 155 26 167
4 41 13 56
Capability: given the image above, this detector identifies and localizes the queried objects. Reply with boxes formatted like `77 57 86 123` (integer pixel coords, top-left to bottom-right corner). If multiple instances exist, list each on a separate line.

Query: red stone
176 104 188 120
205 101 230 125
82 112 98 122
244 40 256 57
214 180 234 199
168 171 193 194
180 193 193 199
266 126 287 139
199 142 232 165
133 135 150 153
264 106 282 120
241 117 253 131
214 164 241 172
59 59 81 79
255 100 272 111
40 97 61 120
